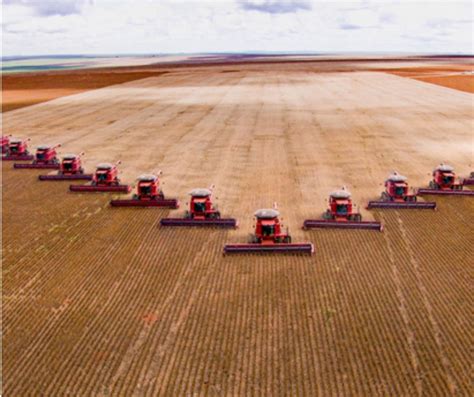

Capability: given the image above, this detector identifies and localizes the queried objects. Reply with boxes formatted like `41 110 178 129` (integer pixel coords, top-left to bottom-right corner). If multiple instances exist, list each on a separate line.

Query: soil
2 56 473 395
2 55 473 112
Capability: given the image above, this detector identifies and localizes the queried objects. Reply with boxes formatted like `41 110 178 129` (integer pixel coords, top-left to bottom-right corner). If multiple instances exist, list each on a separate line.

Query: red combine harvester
1 135 11 154
39 153 93 181
418 164 474 196
70 161 131 193
462 171 474 186
160 187 236 227
14 144 61 169
110 173 179 208
367 172 436 209
2 138 33 161
224 208 314 254
303 188 382 231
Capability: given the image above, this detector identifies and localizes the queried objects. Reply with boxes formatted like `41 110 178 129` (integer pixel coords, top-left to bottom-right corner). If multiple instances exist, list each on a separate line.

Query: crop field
2 61 473 395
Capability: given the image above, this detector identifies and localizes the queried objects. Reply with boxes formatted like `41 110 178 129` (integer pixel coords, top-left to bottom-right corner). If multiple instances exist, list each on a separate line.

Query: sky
2 0 473 56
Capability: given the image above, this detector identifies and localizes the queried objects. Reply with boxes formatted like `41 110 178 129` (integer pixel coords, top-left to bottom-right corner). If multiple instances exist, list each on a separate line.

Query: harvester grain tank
367 172 436 209
160 187 236 227
303 188 382 231
39 152 93 181
110 173 179 208
2 138 33 161
417 164 474 196
224 207 314 254
69 161 131 193
14 144 61 169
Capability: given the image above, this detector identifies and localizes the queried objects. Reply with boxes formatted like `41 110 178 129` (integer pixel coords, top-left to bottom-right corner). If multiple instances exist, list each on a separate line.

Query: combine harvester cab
417 164 474 197
2 138 34 161
69 161 131 193
39 152 93 181
14 144 61 169
110 173 179 208
160 187 236 227
367 172 436 209
303 188 382 231
224 208 314 254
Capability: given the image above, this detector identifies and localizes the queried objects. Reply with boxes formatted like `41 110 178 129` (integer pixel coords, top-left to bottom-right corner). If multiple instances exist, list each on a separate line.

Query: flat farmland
2 63 473 395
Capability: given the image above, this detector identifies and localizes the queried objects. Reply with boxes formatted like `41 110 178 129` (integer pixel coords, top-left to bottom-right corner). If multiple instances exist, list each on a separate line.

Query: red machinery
418 164 474 196
1 135 11 154
14 144 61 169
110 173 179 208
367 172 436 209
462 172 474 186
224 208 314 254
303 188 382 231
2 138 33 161
70 161 131 193
160 187 236 227
39 153 93 181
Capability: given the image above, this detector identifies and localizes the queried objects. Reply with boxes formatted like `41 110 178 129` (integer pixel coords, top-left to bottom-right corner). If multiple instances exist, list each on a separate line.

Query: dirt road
2 67 473 395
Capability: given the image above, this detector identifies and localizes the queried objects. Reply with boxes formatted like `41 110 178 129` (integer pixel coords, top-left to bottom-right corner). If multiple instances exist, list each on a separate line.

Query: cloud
239 0 311 14
2 0 473 56
3 0 92 16
339 23 363 30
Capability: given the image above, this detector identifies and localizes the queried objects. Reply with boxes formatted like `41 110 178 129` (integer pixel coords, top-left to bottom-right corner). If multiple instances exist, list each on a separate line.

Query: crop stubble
2 68 472 395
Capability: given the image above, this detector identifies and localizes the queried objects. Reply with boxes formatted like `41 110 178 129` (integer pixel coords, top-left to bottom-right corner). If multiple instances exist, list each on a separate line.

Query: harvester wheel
353 213 362 222
322 210 332 220
132 194 139 200
208 211 220 219
381 191 389 201
249 234 259 244
283 236 292 244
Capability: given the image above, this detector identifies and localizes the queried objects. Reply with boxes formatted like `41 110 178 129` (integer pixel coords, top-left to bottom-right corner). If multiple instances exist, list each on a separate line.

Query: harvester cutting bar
417 189 474 196
367 201 436 210
303 219 383 231
160 218 237 228
2 155 34 161
14 163 59 169
70 184 131 193
39 174 93 181
224 242 314 254
110 198 179 208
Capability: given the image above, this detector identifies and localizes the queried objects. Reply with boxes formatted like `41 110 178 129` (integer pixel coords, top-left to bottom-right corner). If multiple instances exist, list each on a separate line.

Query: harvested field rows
2 67 472 395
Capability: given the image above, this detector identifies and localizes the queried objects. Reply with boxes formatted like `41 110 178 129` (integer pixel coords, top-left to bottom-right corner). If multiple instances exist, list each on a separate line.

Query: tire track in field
394 211 457 395
378 212 423 396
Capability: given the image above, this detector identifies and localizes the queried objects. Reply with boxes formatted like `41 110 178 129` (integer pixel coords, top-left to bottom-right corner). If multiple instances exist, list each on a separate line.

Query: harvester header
70 160 131 193
160 186 237 227
2 137 34 161
14 143 61 169
224 206 314 254
39 152 92 181
367 172 436 209
111 171 179 208
418 164 474 196
304 187 383 231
